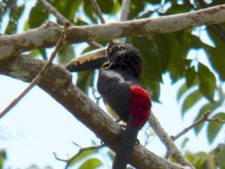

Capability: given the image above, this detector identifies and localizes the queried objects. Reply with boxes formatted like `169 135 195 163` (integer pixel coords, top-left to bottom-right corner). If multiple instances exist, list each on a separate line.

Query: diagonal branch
148 113 194 168
1 5 225 62
0 56 189 169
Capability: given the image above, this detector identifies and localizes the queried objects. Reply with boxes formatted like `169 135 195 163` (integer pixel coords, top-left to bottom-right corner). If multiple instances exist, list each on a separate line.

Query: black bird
66 43 152 169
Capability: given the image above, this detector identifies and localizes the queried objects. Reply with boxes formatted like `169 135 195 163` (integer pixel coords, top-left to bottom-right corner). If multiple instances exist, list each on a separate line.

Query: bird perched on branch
66 43 152 169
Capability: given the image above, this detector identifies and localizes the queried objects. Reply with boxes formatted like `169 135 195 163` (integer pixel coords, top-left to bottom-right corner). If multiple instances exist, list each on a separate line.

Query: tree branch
1 5 225 61
148 113 194 168
0 56 188 169
90 0 106 24
120 0 131 21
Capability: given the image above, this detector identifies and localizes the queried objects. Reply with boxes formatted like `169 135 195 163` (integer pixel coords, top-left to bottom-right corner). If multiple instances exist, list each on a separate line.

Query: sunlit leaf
79 158 103 169
69 149 98 166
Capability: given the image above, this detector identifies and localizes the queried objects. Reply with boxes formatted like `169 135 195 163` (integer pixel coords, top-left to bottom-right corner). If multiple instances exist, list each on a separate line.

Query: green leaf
79 158 103 169
181 89 202 117
129 0 145 19
167 32 191 82
193 102 218 135
166 3 192 14
177 82 187 101
83 0 97 23
185 67 197 87
52 0 82 22
205 28 225 80
152 34 171 73
197 63 216 101
57 45 75 65
212 144 225 169
69 149 98 166
131 36 162 82
98 0 114 14
181 138 189 149
207 112 225 144
28 3 48 28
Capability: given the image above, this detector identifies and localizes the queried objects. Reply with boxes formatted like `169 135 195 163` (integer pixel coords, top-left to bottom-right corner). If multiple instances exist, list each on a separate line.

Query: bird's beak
66 48 108 72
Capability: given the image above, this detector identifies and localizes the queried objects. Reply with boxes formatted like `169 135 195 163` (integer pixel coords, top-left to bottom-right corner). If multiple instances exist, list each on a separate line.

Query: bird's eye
108 47 112 54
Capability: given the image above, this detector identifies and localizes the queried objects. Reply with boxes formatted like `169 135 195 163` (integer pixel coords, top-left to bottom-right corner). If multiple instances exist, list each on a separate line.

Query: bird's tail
112 118 139 169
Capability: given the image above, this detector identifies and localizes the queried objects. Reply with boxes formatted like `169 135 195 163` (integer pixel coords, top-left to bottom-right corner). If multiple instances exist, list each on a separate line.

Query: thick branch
0 56 188 169
1 5 225 61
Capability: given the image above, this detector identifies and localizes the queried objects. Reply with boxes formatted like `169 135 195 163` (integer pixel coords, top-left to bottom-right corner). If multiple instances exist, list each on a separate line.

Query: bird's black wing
97 69 131 122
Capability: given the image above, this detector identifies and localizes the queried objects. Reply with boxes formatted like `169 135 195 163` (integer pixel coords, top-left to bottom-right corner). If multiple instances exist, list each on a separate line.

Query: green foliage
186 144 225 169
181 89 202 117
207 113 225 143
28 3 48 29
197 63 216 101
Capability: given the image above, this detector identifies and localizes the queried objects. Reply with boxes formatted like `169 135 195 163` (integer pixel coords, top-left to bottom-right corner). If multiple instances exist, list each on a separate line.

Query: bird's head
106 43 143 78
66 43 143 79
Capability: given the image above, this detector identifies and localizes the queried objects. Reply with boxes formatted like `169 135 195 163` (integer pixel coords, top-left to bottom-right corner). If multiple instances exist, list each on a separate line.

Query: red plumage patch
130 85 151 127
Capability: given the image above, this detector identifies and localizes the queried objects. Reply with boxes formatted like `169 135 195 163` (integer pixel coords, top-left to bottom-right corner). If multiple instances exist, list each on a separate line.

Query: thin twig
165 112 225 158
90 0 105 24
171 112 211 141
0 25 68 119
53 152 68 163
207 118 225 123
65 144 105 169
38 0 103 49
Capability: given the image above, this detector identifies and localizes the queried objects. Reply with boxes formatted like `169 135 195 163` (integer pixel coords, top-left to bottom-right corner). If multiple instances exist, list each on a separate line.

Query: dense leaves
186 144 225 169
